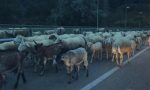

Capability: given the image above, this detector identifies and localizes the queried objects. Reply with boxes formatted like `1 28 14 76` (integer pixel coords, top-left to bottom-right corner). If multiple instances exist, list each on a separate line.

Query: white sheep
83 31 93 36
14 35 55 47
44 30 56 35
58 36 87 50
61 47 88 83
32 31 42 36
103 37 113 60
0 31 8 38
112 36 135 66
135 36 142 50
0 41 17 50
85 34 103 43
89 42 103 63
102 32 112 39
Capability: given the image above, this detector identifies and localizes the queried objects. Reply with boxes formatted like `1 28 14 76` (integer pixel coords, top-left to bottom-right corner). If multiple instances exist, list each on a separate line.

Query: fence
0 24 150 43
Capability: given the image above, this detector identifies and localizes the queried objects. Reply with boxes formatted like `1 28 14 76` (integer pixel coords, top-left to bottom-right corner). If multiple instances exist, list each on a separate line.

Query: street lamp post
138 11 143 28
97 0 99 31
124 6 130 28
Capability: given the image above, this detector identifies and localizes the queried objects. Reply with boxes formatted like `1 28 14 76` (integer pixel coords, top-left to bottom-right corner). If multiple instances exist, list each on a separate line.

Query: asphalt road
92 47 150 90
2 46 149 90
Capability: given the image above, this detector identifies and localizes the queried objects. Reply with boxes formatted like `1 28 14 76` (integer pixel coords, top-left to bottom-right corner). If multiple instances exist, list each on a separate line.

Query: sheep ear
39 43 43 46
57 43 62 47
49 34 57 41
58 40 64 44
26 43 31 48
21 39 25 44
61 55 65 61
61 58 64 61
33 40 38 45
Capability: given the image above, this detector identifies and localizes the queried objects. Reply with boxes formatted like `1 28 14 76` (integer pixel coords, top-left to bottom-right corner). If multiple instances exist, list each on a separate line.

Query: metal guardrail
0 24 150 30
0 24 150 43
0 38 14 42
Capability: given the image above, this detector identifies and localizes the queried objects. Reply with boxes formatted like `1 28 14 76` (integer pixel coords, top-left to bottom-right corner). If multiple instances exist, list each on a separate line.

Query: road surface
2 46 150 90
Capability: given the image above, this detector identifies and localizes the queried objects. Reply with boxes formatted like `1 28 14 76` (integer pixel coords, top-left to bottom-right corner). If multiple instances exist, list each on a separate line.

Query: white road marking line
80 47 149 90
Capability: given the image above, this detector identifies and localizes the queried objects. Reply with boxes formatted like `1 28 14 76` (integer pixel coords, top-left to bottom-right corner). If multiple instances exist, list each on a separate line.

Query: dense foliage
0 0 150 27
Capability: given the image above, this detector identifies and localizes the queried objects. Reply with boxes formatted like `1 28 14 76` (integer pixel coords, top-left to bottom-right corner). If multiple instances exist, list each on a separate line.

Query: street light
96 0 99 31
138 11 143 28
124 6 130 28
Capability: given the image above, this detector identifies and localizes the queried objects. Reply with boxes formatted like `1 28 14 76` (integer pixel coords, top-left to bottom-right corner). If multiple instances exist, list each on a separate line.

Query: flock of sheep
0 28 150 89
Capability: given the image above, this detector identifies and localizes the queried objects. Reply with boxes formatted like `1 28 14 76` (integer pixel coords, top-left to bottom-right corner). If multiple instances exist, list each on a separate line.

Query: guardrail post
28 29 32 36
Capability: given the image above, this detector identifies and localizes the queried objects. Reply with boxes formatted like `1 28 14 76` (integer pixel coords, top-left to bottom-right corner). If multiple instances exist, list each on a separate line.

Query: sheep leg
52 58 59 73
84 65 89 77
138 43 141 50
127 52 131 63
116 59 119 65
67 66 73 84
98 51 99 59
14 64 23 89
21 71 26 84
112 53 115 62
34 57 40 73
31 54 35 66
132 50 135 56
14 73 21 89
40 57 47 76
97 51 99 60
127 52 130 59
140 43 142 49
67 73 72 84
106 51 109 60
55 64 59 73
76 66 80 80
90 51 95 63
86 68 89 77
83 54 88 77
96 51 98 60
120 53 123 65
116 53 119 65
101 50 102 60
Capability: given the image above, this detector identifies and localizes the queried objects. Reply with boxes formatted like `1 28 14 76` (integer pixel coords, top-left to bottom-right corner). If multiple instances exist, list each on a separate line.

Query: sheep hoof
86 71 89 77
2 74 6 81
34 68 38 73
72 75 75 79
117 64 123 68
86 74 89 77
68 81 71 84
127 61 130 63
13 83 18 89
75 77 79 80
39 71 44 76
12 88 17 90
117 64 120 67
